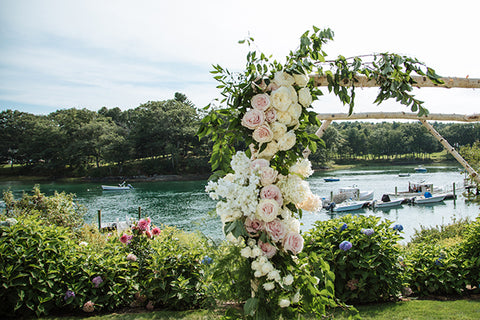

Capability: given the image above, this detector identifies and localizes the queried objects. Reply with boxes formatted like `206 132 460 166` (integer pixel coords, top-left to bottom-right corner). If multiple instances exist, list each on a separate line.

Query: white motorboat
413 194 446 204
101 184 134 191
373 197 404 209
331 200 366 212
339 187 374 201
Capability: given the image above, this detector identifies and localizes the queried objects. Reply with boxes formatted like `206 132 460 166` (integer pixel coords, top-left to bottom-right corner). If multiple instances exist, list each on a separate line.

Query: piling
453 182 456 202
97 210 101 230
395 186 398 196
138 206 141 220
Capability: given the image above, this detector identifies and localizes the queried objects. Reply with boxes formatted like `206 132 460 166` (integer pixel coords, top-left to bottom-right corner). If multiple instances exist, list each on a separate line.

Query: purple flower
92 276 103 288
64 290 75 301
393 224 404 231
201 256 213 265
340 223 348 231
361 228 374 236
339 240 352 251
435 257 444 266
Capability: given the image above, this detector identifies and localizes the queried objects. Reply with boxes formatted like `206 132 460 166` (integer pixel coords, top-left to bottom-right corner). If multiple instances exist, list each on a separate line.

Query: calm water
1 164 479 243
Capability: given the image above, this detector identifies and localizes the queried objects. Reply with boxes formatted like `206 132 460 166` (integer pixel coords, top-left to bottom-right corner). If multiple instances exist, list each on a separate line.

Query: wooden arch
311 76 480 184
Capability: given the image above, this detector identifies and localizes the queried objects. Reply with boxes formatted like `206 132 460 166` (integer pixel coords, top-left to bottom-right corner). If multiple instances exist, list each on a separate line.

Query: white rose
298 87 312 107
279 299 291 308
273 71 295 86
276 111 292 125
257 141 278 159
277 131 297 151
290 158 314 178
260 167 278 186
241 246 252 258
287 103 302 121
251 247 262 258
270 122 287 141
261 262 274 275
254 270 263 278
283 274 294 286
256 199 279 222
271 86 294 112
293 73 309 87
263 282 275 291
252 124 273 143
265 108 277 122
291 291 301 304
267 269 282 282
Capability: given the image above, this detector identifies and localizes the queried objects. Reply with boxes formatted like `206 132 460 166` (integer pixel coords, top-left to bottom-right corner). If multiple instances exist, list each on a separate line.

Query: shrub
457 215 480 288
2 185 85 231
303 214 404 303
408 217 471 246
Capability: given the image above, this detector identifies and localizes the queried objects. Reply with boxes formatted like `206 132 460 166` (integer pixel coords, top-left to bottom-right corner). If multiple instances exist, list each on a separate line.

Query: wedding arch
198 27 477 319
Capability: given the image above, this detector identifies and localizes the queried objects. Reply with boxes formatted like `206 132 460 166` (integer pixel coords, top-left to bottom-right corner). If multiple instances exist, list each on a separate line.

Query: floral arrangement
199 26 442 319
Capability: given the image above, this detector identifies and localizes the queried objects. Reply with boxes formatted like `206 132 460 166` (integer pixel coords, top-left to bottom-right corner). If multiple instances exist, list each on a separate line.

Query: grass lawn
40 299 480 320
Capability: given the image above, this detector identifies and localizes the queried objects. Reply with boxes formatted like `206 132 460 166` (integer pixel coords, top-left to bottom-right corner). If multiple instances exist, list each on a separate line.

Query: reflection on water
0 164 478 243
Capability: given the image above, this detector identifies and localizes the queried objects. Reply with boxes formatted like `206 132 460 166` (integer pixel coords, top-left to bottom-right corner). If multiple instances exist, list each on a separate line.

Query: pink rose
267 82 280 92
241 109 265 129
137 218 149 231
251 93 271 111
252 124 273 143
260 167 278 186
120 234 132 244
251 158 269 171
260 185 283 206
152 227 161 236
245 217 265 235
283 232 304 255
259 240 277 258
146 230 152 238
266 219 287 242
265 108 277 123
256 199 279 222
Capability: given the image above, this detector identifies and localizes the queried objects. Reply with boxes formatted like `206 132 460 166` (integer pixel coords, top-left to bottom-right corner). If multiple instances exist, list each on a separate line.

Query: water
1 164 478 243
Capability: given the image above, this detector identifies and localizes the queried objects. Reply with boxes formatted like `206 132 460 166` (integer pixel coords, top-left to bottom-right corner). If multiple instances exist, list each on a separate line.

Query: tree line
1 94 479 177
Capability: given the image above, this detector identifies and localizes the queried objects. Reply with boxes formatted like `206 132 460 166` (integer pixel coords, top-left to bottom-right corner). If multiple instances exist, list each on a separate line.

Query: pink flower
241 109 265 129
259 240 277 258
256 199 279 222
252 124 274 143
82 300 95 313
260 185 283 206
137 218 149 231
245 217 265 235
265 108 277 123
283 232 304 255
120 234 132 244
266 219 287 242
145 230 152 238
126 253 137 261
251 158 269 171
251 93 271 111
260 167 278 186
152 227 161 236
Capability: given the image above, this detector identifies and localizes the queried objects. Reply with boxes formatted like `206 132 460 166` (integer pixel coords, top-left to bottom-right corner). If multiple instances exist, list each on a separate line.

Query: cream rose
257 141 278 159
260 184 283 206
251 158 270 171
241 109 265 129
271 86 294 112
266 219 287 242
298 87 312 107
276 111 292 125
252 124 273 143
256 199 279 222
287 103 302 121
277 131 296 151
270 122 287 140
251 93 271 111
293 73 309 87
283 274 294 286
279 299 291 308
283 232 304 255
273 71 295 86
296 193 322 212
263 282 275 291
260 167 278 186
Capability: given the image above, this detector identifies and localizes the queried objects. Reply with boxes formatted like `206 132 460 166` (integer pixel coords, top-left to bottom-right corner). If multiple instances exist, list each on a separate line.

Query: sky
0 0 479 117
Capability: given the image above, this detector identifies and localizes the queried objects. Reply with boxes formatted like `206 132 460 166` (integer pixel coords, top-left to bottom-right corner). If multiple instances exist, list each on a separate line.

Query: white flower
254 270 263 278
256 199 280 222
279 299 291 308
290 158 314 178
248 238 257 247
263 282 275 291
270 122 287 141
273 71 295 87
283 274 294 286
231 151 251 175
261 261 274 275
241 246 252 258
251 247 262 258
276 111 292 125
287 103 302 121
267 269 281 282
277 131 296 151
257 141 278 159
271 86 295 112
293 73 309 87
79 241 88 246
252 124 274 143
298 87 313 107
291 291 301 304
259 167 278 186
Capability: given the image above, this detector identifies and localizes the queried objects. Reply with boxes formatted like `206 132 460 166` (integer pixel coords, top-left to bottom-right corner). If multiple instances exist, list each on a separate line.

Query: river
1 164 478 243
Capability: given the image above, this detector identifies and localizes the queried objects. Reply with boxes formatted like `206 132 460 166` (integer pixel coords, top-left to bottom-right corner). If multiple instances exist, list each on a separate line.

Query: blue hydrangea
201 255 213 265
361 228 374 236
339 240 353 251
392 224 404 231
340 223 348 231
64 290 75 301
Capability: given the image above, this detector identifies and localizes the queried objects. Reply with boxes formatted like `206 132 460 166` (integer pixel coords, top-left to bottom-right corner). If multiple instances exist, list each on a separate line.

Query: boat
373 194 404 208
339 187 374 201
414 166 427 173
331 200 366 212
324 177 340 182
101 184 134 191
398 173 411 177
413 192 446 204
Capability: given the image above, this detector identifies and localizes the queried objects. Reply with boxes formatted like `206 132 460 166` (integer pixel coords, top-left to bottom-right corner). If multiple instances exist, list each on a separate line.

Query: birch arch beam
314 111 480 184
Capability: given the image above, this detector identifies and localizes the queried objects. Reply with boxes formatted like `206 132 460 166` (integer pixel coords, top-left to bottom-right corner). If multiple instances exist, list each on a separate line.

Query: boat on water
324 177 340 182
413 193 446 204
414 166 427 173
373 194 404 209
339 187 374 201
398 173 411 177
101 183 134 191
331 200 366 212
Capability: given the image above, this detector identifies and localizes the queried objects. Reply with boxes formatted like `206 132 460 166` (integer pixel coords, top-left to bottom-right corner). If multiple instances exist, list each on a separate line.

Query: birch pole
420 120 480 184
